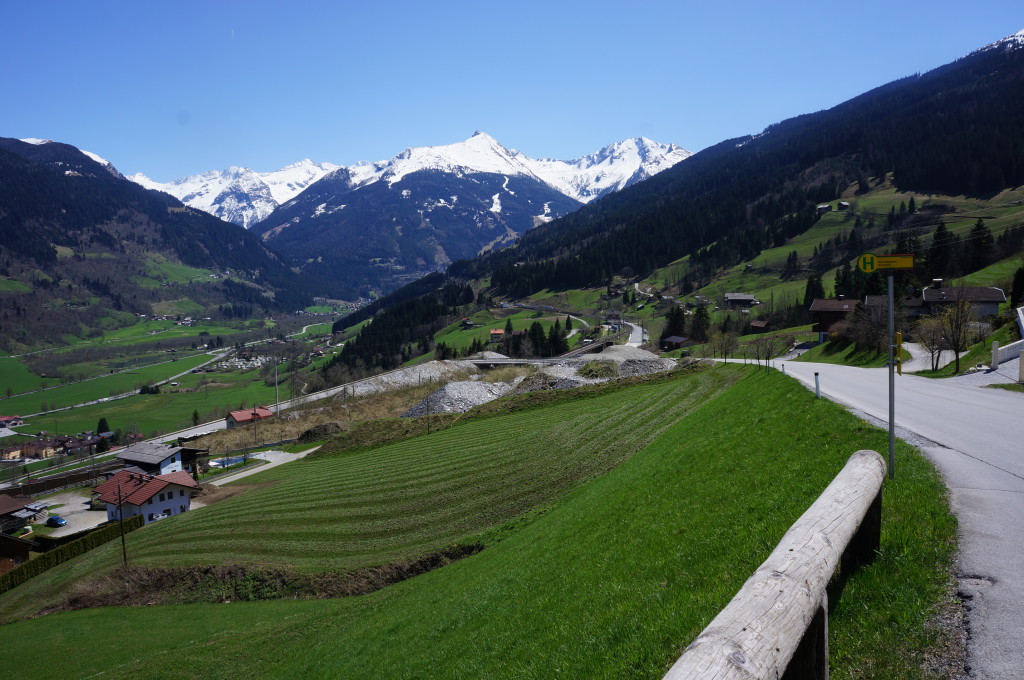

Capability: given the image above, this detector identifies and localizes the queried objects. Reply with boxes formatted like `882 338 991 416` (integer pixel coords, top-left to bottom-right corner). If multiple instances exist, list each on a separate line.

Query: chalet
488 329 506 342
93 469 201 525
838 201 851 211
461 317 474 329
816 204 833 214
115 442 201 476
0 416 24 428
921 286 1005 318
0 533 38 574
863 294 925 321
863 286 1005 321
748 319 770 333
0 494 48 533
226 407 274 429
809 298 856 335
661 336 697 351
1 446 20 461
723 293 758 308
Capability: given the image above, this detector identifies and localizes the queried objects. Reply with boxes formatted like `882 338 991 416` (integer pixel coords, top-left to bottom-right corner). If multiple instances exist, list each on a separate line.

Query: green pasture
527 287 604 312
293 323 333 339
0 354 212 416
433 309 576 353
132 255 216 288
12 364 285 437
0 366 955 679
955 256 1023 287
0 356 47 394
0 279 31 293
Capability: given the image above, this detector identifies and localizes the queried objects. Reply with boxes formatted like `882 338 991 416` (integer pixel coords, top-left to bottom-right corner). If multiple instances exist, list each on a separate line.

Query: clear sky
2 1 1020 181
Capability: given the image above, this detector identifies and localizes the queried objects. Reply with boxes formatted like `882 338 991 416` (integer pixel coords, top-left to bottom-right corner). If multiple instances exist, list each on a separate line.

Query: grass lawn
0 365 955 680
17 365 285 437
0 356 47 394
793 339 897 367
0 353 212 415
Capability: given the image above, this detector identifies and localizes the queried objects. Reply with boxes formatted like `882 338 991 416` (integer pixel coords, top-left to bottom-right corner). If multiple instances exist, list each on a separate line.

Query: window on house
180 505 186 512
158 493 164 502
179 489 185 497
147 498 152 505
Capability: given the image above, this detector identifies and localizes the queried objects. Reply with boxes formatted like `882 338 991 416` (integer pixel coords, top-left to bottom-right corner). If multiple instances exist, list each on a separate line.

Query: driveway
779 359 1024 679
41 489 107 538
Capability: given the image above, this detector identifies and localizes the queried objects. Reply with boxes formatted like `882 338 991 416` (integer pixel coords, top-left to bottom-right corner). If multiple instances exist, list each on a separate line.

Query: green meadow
0 365 955 679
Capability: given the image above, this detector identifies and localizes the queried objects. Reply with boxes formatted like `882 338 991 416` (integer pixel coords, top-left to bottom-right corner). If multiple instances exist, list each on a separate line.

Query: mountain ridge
130 133 691 228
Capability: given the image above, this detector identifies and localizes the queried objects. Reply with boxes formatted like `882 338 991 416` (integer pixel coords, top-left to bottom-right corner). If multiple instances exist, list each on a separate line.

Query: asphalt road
780 360 1023 680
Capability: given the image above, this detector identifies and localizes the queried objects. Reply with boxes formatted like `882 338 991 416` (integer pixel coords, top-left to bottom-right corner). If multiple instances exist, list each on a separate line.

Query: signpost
857 253 915 479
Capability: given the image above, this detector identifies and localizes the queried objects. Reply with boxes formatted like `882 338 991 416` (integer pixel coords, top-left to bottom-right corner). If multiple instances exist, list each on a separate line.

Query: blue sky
2 1 1020 181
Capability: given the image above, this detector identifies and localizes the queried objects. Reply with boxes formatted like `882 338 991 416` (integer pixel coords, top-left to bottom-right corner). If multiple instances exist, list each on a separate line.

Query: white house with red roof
94 469 201 524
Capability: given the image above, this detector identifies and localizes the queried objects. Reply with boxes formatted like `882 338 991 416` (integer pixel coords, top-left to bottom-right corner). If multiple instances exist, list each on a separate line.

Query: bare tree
940 290 973 373
747 334 784 372
915 316 947 371
709 331 740 360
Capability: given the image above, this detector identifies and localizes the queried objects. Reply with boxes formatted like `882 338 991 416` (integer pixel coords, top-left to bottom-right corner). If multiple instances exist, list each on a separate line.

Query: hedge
0 515 144 595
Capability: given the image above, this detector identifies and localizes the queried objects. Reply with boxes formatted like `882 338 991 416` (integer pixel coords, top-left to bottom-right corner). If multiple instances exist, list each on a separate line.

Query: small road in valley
779 359 1023 680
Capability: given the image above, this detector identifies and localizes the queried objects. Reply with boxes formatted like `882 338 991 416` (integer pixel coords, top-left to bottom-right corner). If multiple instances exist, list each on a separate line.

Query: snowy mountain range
131 160 340 228
130 132 691 229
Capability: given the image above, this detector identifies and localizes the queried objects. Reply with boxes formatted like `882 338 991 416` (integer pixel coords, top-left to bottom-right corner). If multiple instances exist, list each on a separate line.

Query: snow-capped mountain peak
974 28 1024 55
132 159 339 228
130 132 691 227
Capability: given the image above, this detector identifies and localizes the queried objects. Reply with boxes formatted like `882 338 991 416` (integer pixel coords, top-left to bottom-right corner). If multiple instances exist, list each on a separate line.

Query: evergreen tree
966 219 994 272
1011 266 1024 308
803 274 825 308
691 306 710 342
96 417 110 434
564 314 572 332
927 221 956 277
660 305 686 341
192 409 200 427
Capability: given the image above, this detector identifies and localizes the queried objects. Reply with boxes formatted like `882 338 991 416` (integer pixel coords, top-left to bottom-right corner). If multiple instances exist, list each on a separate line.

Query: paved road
780 360 1023 680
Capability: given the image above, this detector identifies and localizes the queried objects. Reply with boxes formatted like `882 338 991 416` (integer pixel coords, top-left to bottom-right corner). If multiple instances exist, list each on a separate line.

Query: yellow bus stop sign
857 253 915 273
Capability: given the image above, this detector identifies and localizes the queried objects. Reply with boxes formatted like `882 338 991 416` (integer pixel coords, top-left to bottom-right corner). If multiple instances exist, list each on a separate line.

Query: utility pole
116 481 128 569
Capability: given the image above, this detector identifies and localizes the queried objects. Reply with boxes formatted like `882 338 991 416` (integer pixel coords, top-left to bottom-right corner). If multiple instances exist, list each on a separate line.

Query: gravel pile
403 378 523 416
345 360 479 398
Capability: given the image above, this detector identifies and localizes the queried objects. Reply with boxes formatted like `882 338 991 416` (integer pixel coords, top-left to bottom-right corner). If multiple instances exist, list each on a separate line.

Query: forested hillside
471 39 1024 295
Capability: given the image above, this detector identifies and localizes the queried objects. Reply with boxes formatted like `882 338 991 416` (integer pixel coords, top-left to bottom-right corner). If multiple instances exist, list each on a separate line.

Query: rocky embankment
402 346 677 417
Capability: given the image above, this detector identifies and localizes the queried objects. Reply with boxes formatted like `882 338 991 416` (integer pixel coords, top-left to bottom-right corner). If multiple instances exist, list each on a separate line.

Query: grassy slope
0 366 954 680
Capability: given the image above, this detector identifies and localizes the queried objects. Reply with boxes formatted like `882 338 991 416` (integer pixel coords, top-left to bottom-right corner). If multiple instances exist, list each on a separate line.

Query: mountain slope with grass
0 366 956 679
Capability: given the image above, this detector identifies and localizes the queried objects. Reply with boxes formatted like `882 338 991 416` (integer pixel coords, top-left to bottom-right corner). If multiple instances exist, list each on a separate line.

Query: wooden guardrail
663 450 886 680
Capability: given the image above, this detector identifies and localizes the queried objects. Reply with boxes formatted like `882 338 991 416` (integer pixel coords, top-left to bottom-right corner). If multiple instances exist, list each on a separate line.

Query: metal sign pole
887 273 896 479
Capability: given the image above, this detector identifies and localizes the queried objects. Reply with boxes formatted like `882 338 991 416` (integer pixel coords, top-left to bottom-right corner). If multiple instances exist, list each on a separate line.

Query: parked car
45 516 67 528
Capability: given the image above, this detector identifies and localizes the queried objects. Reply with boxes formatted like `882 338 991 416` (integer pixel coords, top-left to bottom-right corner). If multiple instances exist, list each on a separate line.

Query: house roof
724 293 757 301
864 295 925 308
921 287 1006 304
93 469 200 507
116 442 185 465
809 299 856 312
227 407 274 423
0 494 33 516
749 320 769 328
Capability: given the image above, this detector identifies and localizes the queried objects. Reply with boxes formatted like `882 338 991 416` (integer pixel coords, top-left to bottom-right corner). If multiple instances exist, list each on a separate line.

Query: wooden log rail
663 450 886 680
